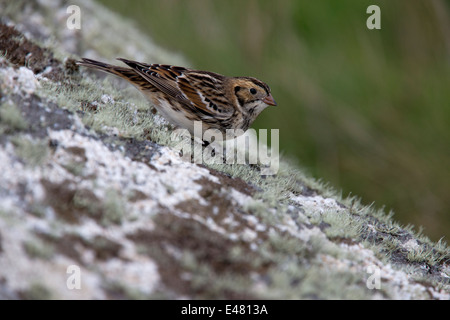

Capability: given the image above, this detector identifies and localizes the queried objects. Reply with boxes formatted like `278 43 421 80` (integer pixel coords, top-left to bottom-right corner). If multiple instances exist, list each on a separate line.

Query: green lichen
321 210 364 240
23 238 54 260
11 136 49 167
0 0 448 300
102 188 126 226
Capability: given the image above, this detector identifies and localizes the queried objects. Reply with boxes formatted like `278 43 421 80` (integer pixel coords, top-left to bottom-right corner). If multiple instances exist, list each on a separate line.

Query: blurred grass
96 0 450 241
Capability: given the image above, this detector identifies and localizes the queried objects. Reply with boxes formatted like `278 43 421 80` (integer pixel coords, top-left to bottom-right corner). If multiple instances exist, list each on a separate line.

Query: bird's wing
117 58 234 120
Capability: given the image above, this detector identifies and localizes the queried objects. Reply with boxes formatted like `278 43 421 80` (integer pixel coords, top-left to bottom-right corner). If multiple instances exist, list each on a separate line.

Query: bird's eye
250 88 257 95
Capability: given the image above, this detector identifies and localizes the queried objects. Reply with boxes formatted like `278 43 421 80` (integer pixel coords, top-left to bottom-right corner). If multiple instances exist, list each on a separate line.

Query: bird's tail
76 58 142 83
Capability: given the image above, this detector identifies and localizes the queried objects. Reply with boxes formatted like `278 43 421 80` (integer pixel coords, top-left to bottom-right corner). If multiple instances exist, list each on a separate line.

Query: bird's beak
263 94 277 106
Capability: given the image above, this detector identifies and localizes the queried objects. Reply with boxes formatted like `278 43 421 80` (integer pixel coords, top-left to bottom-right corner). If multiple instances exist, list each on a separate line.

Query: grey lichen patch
37 231 122 266
2 92 74 139
36 232 85 266
101 134 160 168
22 238 54 260
207 158 324 211
405 242 445 266
41 179 97 224
181 180 232 217
11 136 49 167
0 0 26 19
40 179 127 226
87 235 123 261
0 101 28 133
0 0 448 300
127 189 149 202
243 199 280 226
127 213 269 299
0 23 66 82
19 283 52 300
65 146 87 162
263 231 311 258
200 169 256 197
264 260 373 299
39 74 168 145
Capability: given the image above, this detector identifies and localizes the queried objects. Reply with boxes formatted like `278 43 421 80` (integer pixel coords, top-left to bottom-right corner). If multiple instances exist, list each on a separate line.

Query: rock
0 0 448 300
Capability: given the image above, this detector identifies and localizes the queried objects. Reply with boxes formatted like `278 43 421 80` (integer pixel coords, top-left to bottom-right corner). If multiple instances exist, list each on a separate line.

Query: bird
76 58 277 140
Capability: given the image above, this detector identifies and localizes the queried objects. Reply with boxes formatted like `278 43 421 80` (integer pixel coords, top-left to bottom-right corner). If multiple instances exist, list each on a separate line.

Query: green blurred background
96 0 450 242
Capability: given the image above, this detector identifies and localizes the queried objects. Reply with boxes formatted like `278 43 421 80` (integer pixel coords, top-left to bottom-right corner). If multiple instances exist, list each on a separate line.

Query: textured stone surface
0 0 448 299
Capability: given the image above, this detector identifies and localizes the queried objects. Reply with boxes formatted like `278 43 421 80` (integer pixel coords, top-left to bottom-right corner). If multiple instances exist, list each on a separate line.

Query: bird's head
231 77 277 117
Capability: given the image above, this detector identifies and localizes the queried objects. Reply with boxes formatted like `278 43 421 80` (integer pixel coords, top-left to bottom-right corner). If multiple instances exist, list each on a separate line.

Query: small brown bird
77 58 277 139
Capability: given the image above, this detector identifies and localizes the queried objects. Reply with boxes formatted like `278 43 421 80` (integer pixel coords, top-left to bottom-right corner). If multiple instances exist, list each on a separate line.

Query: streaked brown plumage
77 58 277 139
